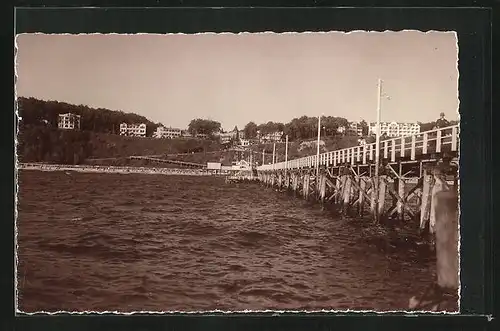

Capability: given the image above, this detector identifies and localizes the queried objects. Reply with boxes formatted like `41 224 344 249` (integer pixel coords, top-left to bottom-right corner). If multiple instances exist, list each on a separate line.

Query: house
259 131 283 143
369 122 420 137
58 113 81 130
153 126 182 139
239 139 250 147
338 122 363 136
120 123 146 137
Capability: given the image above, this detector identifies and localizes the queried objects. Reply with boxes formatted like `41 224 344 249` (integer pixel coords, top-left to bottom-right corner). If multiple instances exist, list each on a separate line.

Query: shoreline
17 163 221 176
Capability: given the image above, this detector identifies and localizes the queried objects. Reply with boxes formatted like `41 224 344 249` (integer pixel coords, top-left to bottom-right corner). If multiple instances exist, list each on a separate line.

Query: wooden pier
257 125 459 231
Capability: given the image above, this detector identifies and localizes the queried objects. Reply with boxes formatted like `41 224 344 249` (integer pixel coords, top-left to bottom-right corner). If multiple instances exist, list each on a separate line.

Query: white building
58 113 81 130
369 122 420 137
120 123 146 137
219 133 233 144
347 122 364 136
231 160 251 171
259 131 283 143
153 126 182 139
181 130 192 138
337 122 363 136
218 129 239 144
239 139 250 147
196 133 209 139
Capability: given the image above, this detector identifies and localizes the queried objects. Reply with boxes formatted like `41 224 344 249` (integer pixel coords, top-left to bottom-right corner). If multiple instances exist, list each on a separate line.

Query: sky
15 31 459 131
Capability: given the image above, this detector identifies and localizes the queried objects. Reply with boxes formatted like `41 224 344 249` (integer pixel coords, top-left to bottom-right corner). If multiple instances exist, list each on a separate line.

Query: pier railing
257 125 459 171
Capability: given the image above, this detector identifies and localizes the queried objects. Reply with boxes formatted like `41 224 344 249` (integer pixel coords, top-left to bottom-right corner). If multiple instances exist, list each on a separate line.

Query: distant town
58 111 426 148
17 97 458 167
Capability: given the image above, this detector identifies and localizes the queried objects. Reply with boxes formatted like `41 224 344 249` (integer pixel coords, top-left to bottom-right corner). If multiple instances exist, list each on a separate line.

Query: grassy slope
17 125 222 166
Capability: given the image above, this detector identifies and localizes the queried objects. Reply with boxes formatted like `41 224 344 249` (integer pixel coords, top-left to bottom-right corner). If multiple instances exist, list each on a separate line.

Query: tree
243 121 258 139
360 120 369 136
17 97 159 137
188 119 222 136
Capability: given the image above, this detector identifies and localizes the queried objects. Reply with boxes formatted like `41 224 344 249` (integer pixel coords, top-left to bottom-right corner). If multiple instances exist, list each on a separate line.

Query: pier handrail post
374 78 382 223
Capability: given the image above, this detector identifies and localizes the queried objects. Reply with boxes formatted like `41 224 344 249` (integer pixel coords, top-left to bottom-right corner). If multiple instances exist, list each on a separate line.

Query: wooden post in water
434 190 459 290
342 175 352 214
319 172 327 206
335 175 342 205
420 169 434 231
430 170 450 235
292 173 298 195
377 176 387 218
358 177 366 216
303 173 309 200
397 175 406 221
370 177 377 218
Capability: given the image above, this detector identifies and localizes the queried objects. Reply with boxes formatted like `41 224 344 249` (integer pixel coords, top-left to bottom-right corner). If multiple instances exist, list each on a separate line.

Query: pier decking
256 125 459 230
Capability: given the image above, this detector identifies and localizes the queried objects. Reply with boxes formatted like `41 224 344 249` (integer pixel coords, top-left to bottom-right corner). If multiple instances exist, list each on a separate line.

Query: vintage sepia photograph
15 31 459 313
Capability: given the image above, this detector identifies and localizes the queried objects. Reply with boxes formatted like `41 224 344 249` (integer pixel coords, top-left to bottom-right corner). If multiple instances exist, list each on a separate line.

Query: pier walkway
256 125 459 231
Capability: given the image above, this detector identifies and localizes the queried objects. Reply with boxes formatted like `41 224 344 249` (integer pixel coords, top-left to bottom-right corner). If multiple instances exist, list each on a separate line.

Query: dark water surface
17 170 436 312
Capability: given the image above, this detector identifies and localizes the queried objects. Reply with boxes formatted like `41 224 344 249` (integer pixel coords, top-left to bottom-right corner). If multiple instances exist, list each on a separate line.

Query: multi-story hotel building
218 132 233 144
153 126 182 139
120 123 147 137
337 122 364 136
258 131 283 143
346 122 364 136
369 122 420 137
58 113 81 130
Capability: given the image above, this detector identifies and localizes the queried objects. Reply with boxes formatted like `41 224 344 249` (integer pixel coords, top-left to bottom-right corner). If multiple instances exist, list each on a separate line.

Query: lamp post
374 78 382 222
272 143 276 170
316 115 321 178
285 135 289 170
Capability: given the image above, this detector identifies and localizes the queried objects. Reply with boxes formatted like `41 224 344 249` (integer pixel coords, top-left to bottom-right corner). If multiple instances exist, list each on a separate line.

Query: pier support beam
303 173 310 200
397 177 406 221
420 170 434 231
319 172 327 206
430 170 450 235
378 176 387 219
370 177 378 220
342 175 352 214
358 177 367 217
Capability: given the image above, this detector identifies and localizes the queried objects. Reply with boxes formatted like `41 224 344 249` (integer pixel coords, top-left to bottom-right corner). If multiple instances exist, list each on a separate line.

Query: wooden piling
434 190 459 290
342 175 352 214
377 176 387 217
420 170 434 231
358 177 366 216
430 171 450 235
303 173 309 200
397 177 406 221
335 176 342 204
370 177 377 219
319 173 327 205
